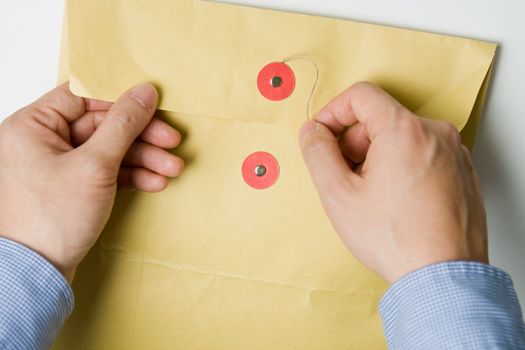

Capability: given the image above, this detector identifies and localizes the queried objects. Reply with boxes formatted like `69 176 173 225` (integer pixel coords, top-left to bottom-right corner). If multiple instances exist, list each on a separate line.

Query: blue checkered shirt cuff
0 237 74 350
380 261 525 349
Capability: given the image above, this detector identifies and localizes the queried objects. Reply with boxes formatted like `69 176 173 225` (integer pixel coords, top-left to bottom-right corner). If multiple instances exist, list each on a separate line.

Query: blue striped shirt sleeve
2 237 525 350
0 237 74 350
379 261 525 349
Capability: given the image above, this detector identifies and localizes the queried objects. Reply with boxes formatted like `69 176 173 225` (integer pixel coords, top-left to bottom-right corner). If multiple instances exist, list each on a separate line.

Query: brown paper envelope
53 1 496 349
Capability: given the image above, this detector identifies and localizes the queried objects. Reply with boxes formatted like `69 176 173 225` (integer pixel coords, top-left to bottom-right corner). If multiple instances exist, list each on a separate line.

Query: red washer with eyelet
257 62 296 101
242 151 280 190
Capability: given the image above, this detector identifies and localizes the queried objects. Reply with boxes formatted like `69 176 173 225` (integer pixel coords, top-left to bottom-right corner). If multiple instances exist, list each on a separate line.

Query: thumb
82 83 158 163
299 120 358 198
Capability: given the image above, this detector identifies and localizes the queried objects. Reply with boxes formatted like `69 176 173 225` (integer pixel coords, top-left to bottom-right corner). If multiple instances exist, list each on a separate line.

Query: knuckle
33 107 61 132
0 114 15 132
348 81 379 103
350 81 376 94
110 109 137 133
44 84 84 116
442 120 460 136
439 121 462 147
395 114 423 136
302 132 331 157
94 111 105 126
2 111 23 128
0 113 25 143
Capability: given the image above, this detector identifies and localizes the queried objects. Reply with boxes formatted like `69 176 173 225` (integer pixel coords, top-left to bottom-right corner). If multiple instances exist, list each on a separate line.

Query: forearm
380 261 525 349
0 237 73 349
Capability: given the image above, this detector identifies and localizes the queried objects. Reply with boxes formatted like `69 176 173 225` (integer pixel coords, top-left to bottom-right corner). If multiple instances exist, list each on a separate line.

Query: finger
84 99 113 111
118 167 169 193
461 145 473 163
33 82 112 123
82 83 158 163
123 142 184 177
32 83 86 123
299 120 358 197
69 110 106 147
315 81 412 140
141 118 182 149
338 122 371 164
70 112 180 149
460 145 480 184
17 83 112 145
16 83 87 143
422 118 462 149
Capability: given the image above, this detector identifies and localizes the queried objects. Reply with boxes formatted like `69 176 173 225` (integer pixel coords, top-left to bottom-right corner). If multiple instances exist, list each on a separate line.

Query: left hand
0 83 183 283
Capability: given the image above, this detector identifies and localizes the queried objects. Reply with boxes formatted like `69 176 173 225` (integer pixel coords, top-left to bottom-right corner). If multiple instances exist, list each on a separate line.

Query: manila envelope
54 1 496 349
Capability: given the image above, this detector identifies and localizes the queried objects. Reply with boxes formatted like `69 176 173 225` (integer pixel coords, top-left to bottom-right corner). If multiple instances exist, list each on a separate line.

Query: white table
2 0 525 305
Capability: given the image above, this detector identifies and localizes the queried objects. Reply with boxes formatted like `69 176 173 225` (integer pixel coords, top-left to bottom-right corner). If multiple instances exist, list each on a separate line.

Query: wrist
0 232 75 284
379 261 523 349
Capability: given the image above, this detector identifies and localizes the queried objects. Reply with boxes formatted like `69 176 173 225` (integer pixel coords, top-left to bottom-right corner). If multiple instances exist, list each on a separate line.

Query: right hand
299 82 488 284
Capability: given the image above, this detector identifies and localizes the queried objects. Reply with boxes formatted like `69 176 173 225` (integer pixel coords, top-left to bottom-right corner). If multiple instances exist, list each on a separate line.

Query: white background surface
1 0 525 304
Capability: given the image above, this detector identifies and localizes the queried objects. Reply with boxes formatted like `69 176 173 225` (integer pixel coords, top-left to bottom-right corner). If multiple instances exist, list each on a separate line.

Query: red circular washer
257 62 296 101
242 152 280 190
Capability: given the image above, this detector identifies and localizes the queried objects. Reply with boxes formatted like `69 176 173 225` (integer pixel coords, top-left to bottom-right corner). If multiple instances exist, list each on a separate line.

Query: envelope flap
67 0 496 129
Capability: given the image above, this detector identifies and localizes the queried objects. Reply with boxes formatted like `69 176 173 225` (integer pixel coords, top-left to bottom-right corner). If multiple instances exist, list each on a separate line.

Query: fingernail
299 120 320 146
129 83 158 110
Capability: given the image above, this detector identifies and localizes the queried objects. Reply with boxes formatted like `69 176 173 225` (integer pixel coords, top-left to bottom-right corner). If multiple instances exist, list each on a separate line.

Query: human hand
0 83 183 283
299 82 488 284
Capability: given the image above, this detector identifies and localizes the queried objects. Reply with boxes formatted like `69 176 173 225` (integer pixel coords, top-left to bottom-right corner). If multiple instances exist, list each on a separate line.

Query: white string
282 56 320 120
